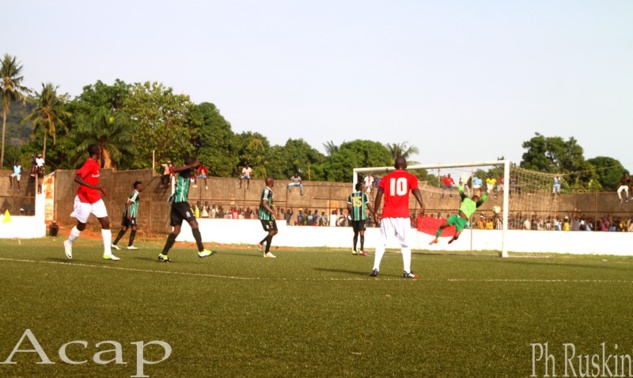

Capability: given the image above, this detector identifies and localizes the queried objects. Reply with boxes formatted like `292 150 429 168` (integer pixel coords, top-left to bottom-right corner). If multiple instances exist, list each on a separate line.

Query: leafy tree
22 83 71 161
264 145 286 179
520 132 597 190
69 107 136 169
1 54 30 168
275 138 325 180
587 156 626 191
322 140 392 182
124 82 196 167
191 102 238 177
69 79 131 116
236 131 270 179
385 141 420 164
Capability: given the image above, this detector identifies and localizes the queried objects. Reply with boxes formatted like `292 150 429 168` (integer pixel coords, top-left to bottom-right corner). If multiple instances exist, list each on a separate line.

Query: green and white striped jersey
124 189 141 218
172 169 193 203
347 191 369 221
258 186 274 221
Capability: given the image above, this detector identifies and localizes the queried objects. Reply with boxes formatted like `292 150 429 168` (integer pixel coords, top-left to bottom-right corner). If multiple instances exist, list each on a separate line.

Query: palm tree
323 140 339 156
385 141 420 164
71 107 136 169
0 54 30 168
23 83 71 161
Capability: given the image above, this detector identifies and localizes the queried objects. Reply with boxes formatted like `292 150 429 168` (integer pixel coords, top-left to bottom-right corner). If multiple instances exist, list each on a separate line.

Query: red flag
417 215 456 237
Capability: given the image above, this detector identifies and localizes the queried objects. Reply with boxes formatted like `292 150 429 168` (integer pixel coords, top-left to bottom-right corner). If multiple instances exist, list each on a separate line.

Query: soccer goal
353 160 512 258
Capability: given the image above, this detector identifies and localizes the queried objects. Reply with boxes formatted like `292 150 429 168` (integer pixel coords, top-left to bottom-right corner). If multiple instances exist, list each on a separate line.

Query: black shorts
170 202 196 227
121 216 137 228
260 219 278 232
351 220 366 233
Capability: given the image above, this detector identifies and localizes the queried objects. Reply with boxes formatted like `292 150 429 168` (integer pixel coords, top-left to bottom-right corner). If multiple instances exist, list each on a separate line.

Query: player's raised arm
172 159 200 174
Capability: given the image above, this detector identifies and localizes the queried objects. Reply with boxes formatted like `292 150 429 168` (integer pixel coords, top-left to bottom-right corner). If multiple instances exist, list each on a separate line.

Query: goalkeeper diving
429 185 489 245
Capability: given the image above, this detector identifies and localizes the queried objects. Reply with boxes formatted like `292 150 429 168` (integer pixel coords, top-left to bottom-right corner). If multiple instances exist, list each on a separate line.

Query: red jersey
442 176 454 186
76 158 101 203
379 169 419 218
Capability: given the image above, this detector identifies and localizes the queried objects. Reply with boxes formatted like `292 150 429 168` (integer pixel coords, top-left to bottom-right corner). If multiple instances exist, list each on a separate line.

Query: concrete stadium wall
49 169 356 233
0 168 631 255
45 169 633 234
175 219 632 256
0 191 46 238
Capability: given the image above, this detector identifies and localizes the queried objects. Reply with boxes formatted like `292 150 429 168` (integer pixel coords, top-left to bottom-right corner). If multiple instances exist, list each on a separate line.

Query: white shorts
70 196 108 223
378 217 411 248
10 173 20 181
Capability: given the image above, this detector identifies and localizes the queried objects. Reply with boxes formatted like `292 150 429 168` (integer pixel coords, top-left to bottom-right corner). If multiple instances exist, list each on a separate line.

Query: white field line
1 257 632 283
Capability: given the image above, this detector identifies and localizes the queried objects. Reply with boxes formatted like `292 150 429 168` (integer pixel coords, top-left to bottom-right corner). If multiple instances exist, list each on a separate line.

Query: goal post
353 160 511 258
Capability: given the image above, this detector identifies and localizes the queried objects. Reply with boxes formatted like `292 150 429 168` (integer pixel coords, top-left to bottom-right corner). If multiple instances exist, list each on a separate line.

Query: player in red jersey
370 156 425 278
63 144 120 261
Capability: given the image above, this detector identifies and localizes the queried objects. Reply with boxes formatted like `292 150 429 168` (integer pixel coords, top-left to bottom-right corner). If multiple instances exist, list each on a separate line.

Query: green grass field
2 237 633 377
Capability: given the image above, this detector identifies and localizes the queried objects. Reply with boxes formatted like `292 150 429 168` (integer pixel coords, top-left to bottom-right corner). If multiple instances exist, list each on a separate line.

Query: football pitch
2 238 633 378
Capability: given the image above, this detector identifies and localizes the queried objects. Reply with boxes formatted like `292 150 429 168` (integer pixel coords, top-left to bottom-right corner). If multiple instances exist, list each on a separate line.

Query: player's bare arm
373 188 384 221
412 188 424 215
74 174 106 196
172 160 200 173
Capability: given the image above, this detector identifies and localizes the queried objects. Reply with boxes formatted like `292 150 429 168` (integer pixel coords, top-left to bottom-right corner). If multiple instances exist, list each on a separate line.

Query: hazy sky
5 0 633 170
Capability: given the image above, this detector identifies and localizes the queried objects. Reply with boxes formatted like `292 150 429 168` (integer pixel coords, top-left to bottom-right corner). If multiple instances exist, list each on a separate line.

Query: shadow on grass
314 267 375 277
502 258 627 271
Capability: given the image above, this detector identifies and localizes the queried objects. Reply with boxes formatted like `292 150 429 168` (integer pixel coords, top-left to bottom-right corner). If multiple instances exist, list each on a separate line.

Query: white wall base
175 219 632 256
0 193 47 239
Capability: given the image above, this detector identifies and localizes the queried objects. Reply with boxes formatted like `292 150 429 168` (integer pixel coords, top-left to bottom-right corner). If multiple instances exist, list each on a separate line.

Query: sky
4 0 633 170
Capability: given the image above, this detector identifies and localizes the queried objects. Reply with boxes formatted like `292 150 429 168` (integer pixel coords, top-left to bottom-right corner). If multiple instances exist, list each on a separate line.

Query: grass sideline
1 237 633 377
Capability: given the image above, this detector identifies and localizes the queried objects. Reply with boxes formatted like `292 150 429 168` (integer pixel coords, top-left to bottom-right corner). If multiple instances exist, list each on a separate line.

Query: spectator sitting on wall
288 172 304 195
239 163 252 189
363 174 374 194
196 164 209 189
441 174 455 198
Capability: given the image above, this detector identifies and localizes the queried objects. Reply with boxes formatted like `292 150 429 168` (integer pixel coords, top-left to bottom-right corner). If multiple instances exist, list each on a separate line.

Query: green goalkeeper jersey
458 186 487 218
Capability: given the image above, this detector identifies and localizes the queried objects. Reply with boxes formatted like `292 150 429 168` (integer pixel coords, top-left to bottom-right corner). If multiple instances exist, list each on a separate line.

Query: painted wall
0 192 46 238
176 219 632 256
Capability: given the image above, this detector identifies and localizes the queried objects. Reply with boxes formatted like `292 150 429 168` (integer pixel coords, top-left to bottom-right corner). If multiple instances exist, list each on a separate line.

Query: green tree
587 156 626 191
276 138 325 180
22 83 71 161
322 140 392 182
236 131 270 179
124 82 196 167
1 54 30 168
385 141 420 164
69 79 131 116
191 102 238 177
520 133 596 190
323 140 339 156
69 107 136 169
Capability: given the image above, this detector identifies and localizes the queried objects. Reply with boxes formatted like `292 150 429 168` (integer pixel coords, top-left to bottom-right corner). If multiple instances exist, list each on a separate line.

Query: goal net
353 160 512 257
